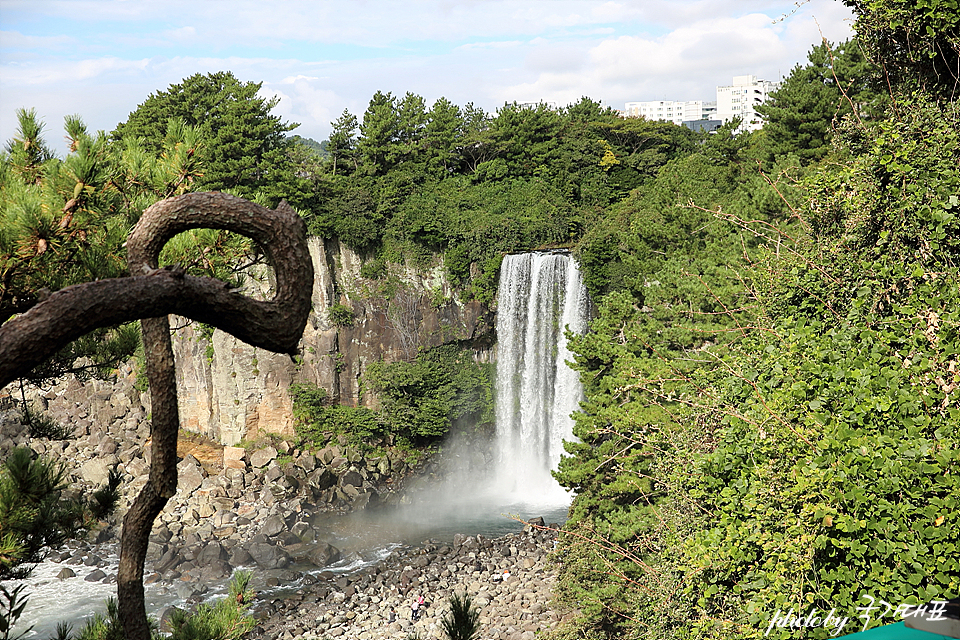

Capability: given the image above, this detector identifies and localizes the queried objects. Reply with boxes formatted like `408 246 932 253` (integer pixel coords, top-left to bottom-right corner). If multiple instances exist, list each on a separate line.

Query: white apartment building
623 100 717 126
715 75 778 132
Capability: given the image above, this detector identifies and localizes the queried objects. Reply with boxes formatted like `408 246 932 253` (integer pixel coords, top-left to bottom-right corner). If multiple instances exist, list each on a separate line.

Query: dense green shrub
359 256 388 280
327 303 355 328
73 598 131 640
56 572 253 640
291 383 385 449
365 344 494 441
552 94 960 640
0 448 86 579
165 571 255 640
292 344 493 448
441 593 481 640
88 466 122 521
21 403 74 441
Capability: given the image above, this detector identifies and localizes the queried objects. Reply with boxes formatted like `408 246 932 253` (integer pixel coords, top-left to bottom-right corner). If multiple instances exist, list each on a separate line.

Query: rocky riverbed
0 364 471 599
248 522 564 640
1 373 572 639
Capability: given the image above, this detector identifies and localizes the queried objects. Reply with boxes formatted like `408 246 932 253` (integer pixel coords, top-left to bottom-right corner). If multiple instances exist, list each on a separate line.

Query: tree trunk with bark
0 192 313 639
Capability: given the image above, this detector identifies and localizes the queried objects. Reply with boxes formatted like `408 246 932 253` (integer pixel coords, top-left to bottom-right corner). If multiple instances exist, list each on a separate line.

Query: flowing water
493 252 590 504
13 251 590 637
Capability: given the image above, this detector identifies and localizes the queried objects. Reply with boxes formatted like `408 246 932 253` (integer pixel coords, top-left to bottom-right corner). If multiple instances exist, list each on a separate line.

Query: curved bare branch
0 192 313 640
0 192 313 387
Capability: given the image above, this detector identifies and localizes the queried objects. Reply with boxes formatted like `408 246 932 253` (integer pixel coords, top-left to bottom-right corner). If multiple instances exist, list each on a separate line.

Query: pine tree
114 71 297 196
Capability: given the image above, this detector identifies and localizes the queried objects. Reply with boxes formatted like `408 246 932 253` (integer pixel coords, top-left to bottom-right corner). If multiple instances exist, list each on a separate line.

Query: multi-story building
715 75 778 131
623 100 717 126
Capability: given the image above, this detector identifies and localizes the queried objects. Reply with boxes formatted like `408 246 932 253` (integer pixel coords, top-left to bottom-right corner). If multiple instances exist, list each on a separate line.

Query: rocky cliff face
171 237 494 446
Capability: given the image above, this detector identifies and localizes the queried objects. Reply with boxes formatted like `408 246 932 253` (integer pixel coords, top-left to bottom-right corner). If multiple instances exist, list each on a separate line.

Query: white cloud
456 41 524 51
0 30 74 49
1 0 856 153
161 26 197 42
498 2 854 107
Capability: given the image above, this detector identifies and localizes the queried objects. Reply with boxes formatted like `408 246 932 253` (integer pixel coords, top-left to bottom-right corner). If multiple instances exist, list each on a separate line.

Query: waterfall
493 252 589 504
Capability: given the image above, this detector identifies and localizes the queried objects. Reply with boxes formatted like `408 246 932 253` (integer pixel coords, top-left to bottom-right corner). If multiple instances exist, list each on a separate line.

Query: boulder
340 468 364 488
309 467 336 491
78 458 111 486
199 559 232 582
178 463 204 495
223 446 247 470
259 514 286 538
248 542 291 569
229 547 254 567
84 569 106 582
197 541 228 565
250 446 278 469
307 542 342 568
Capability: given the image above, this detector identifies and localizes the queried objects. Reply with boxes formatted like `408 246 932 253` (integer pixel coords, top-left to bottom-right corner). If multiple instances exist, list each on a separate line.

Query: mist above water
14 253 590 638
317 251 589 546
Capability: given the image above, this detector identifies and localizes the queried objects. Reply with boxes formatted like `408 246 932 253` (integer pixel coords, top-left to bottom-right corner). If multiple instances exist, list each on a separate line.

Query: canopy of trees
550 8 959 640
3 3 957 635
114 71 297 197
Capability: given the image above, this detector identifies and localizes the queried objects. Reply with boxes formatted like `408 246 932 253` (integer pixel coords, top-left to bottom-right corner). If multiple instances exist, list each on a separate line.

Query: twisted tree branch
0 192 313 639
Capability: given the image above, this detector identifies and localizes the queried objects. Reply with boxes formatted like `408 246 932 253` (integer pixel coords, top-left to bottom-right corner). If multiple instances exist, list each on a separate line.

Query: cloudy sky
1 0 854 154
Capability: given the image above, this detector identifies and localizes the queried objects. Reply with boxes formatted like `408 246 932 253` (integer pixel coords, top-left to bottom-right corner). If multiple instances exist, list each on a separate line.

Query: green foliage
58 572 252 640
803 94 960 267
756 39 885 165
165 570 255 640
574 137 793 301
842 0 960 101
441 593 481 640
327 302 355 328
114 71 297 197
328 109 359 176
88 466 122 521
365 344 494 441
21 403 73 441
3 108 54 185
0 110 205 385
73 598 129 640
0 583 32 640
0 448 86 579
291 383 385 448
292 344 493 448
295 92 701 300
359 256 387 280
551 52 960 640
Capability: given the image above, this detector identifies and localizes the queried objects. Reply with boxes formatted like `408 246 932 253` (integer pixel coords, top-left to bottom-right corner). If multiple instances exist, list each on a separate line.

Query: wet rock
249 542 291 569
84 569 106 582
198 541 228 565
307 542 342 567
230 548 254 567
199 559 233 582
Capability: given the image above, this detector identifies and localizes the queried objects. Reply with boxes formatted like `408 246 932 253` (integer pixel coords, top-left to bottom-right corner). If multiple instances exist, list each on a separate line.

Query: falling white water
494 252 589 505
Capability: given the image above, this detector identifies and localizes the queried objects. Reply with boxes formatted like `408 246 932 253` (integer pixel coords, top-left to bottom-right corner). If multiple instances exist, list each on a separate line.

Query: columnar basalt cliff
171 238 494 446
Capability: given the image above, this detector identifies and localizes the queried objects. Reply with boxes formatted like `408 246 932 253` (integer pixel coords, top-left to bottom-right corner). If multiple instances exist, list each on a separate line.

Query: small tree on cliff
0 192 314 640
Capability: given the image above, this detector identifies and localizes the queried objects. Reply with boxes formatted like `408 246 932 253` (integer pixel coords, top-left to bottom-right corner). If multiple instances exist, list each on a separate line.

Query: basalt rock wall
171 237 494 446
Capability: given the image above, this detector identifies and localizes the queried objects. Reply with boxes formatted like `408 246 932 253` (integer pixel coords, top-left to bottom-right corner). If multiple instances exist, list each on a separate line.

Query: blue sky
1 0 855 155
